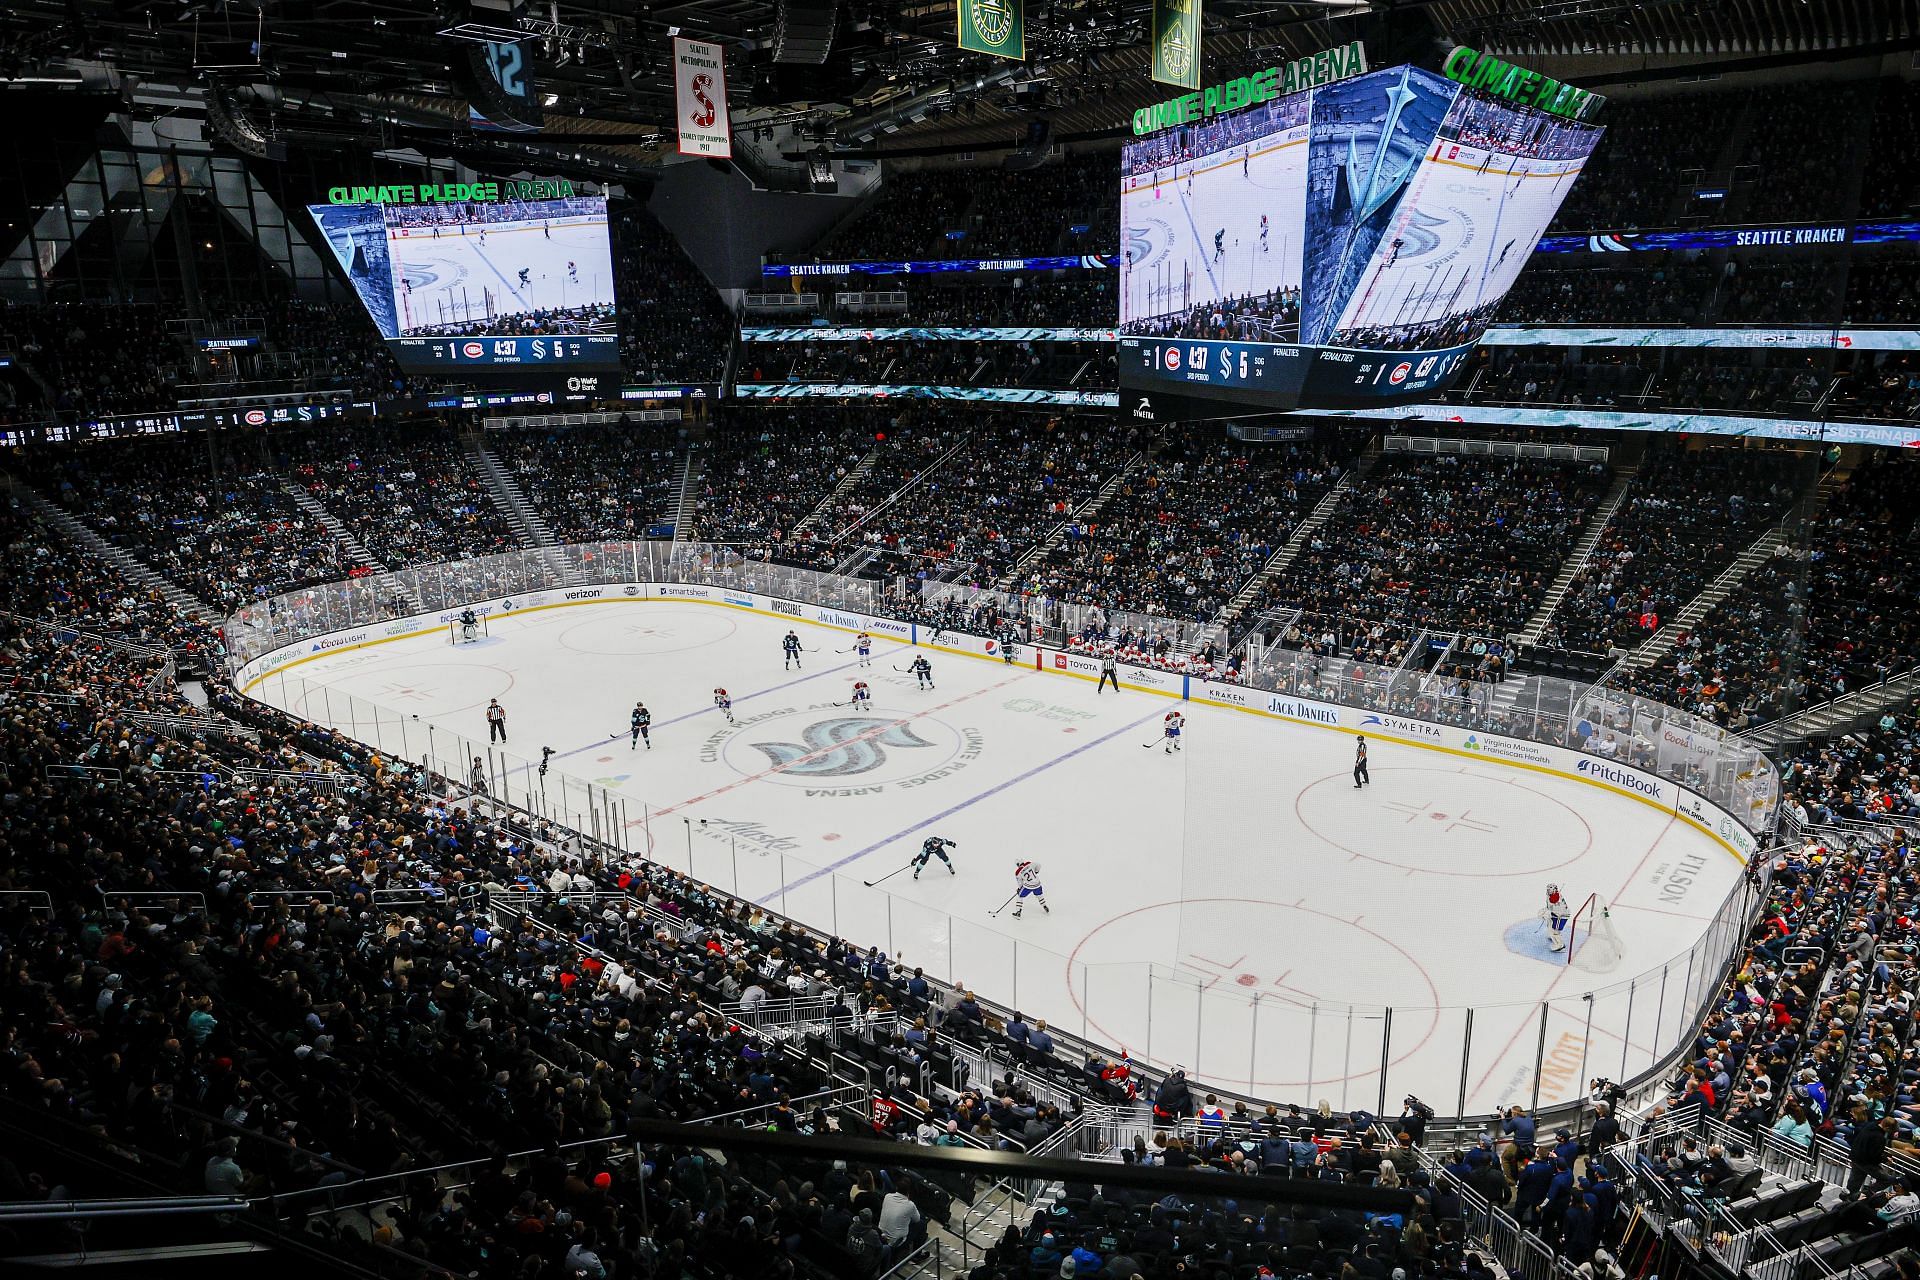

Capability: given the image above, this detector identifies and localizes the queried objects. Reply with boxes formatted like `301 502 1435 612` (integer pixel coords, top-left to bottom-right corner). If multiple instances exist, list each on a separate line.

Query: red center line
641 670 1031 821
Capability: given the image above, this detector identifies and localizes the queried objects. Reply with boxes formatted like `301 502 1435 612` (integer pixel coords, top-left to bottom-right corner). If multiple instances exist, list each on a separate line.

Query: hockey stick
986 892 1018 918
863 862 915 888
1141 738 1164 749
892 664 912 673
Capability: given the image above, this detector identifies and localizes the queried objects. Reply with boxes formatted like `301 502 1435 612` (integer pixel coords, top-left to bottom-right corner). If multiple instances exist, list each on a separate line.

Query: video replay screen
308 192 619 372
1119 63 1602 415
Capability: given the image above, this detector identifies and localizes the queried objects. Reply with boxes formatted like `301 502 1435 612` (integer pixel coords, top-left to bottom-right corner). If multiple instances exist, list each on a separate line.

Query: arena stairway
789 441 883 539
668 447 703 540
1513 465 1638 648
828 430 977 546
5 475 217 621
1219 438 1381 629
991 449 1146 592
464 437 583 586
1748 661 1920 749
278 482 424 614
1616 467 1840 675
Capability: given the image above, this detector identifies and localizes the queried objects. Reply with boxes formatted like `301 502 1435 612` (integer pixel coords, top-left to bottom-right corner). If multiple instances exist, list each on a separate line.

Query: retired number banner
956 0 1024 60
673 36 732 158
1151 0 1201 89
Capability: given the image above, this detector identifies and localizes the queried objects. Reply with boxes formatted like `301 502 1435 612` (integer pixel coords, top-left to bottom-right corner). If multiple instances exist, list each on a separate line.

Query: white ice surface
258 600 1744 1110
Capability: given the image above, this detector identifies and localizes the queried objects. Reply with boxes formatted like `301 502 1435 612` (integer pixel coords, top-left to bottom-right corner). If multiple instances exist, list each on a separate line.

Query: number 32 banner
674 36 732 158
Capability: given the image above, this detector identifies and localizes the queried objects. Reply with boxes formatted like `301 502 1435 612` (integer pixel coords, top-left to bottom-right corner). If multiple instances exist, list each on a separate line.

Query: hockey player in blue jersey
913 836 957 879
909 654 934 689
630 701 651 750
783 630 803 670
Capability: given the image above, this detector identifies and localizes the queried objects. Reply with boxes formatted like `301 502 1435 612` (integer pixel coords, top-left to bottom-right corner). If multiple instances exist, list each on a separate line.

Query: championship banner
956 0 1024 60
1151 0 1201 89
673 36 731 158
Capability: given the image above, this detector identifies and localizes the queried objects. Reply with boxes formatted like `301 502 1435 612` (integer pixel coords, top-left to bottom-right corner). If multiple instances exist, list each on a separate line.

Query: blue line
759 704 1167 904
1178 181 1223 298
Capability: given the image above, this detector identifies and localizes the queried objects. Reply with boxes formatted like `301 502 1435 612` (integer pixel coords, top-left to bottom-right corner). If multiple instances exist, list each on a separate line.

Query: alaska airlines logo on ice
1576 758 1663 798
750 718 935 777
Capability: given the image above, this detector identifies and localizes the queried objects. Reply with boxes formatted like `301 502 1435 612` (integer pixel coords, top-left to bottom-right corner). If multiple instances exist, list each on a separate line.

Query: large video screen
1119 64 1601 415
308 194 619 372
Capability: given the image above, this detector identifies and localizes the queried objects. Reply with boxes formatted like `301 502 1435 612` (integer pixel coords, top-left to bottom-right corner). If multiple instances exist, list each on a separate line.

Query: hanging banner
673 36 732 158
1151 0 1202 90
956 0 1025 60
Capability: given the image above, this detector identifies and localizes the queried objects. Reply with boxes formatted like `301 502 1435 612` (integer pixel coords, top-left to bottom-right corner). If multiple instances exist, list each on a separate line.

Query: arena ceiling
0 0 1910 177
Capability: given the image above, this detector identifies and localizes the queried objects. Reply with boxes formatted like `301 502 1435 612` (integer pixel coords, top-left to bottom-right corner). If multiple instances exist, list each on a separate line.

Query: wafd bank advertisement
1119 62 1601 416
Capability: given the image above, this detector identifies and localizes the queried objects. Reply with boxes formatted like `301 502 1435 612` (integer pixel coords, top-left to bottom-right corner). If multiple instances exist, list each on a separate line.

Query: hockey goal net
1567 893 1625 973
448 615 489 645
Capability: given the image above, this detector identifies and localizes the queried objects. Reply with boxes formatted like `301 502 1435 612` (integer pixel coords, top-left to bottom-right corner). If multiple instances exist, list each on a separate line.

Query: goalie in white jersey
1011 860 1048 918
1543 883 1571 952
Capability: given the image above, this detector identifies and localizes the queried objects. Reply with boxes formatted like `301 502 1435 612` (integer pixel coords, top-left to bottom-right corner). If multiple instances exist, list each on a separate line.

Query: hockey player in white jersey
854 631 873 667
849 679 871 708
713 687 734 724
1162 710 1185 754
1543 883 1571 952
1012 860 1048 918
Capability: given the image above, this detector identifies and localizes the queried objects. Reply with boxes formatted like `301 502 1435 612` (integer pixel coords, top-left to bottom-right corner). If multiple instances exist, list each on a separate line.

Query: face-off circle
556 606 738 657
1295 765 1592 877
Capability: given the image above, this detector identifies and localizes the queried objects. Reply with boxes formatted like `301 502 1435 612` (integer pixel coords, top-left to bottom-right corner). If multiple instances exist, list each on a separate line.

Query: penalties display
308 185 619 373
1119 63 1601 415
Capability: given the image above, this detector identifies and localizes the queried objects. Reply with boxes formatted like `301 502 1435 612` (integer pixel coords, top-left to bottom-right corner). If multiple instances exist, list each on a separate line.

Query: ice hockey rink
389 216 614 333
251 599 1749 1112
1121 132 1307 325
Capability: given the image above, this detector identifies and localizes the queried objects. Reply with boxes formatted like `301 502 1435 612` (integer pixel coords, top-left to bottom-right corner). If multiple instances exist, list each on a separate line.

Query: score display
308 192 619 373
1119 63 1601 416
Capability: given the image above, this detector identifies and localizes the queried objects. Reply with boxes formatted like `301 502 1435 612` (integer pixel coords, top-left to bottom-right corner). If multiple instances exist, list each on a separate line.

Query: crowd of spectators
19 433 358 611
1733 84 1876 224
0 301 185 421
1461 351 1650 409
286 421 522 568
1715 259 1845 327
696 409 881 563
905 276 1117 327
1494 262 1719 326
833 415 1131 584
493 422 687 543
1625 456 1920 728
1845 253 1920 327
801 154 1117 262
1862 80 1920 219
1005 433 1355 622
606 201 731 385
1250 454 1609 668
743 337 1114 391
1538 443 1802 655
1546 91 1743 233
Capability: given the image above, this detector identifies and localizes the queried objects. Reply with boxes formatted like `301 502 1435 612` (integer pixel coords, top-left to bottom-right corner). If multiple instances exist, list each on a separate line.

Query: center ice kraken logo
749 717 936 778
